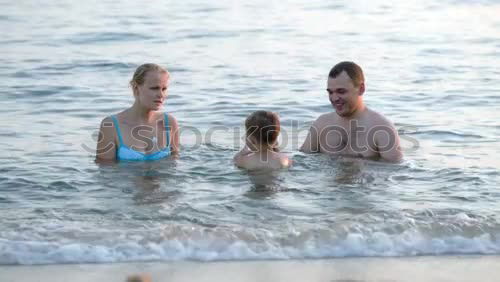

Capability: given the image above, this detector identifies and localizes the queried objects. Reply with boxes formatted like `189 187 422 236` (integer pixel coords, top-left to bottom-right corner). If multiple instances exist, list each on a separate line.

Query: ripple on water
408 130 484 141
10 85 75 99
303 3 345 11
66 32 155 44
47 181 79 192
32 61 133 72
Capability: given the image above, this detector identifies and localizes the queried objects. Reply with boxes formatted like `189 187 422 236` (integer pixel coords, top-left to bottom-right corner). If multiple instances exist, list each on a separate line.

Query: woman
96 63 179 162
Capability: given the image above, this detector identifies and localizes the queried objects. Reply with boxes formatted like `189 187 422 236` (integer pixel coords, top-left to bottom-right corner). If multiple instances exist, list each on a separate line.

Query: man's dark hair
328 61 365 87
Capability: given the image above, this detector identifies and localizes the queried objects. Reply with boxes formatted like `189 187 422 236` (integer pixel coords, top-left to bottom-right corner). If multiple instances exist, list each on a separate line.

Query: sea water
1 0 499 264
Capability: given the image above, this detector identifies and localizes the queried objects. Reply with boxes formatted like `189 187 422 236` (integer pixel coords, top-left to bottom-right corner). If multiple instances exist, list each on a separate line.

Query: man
300 61 403 162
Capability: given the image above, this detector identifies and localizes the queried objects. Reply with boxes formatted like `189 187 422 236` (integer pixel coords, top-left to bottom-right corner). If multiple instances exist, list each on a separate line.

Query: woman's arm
95 117 117 163
168 114 180 158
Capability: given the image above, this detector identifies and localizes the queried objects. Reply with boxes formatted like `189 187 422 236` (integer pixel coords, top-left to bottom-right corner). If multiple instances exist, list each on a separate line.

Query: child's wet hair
245 111 280 145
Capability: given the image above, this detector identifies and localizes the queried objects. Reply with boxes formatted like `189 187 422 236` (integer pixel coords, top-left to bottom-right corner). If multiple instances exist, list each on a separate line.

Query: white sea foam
1 231 500 265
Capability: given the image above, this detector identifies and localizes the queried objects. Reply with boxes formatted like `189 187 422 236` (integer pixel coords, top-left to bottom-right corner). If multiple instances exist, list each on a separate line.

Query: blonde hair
129 63 169 88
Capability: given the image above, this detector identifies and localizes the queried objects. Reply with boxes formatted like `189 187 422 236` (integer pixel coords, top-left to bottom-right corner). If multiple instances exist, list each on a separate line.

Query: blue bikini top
111 114 171 161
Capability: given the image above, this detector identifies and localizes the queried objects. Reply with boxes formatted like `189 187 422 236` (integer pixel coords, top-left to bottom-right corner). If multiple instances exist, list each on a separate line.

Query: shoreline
2 255 500 282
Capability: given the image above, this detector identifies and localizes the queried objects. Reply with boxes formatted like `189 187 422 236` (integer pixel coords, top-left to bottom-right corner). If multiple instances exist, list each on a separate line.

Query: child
234 111 291 170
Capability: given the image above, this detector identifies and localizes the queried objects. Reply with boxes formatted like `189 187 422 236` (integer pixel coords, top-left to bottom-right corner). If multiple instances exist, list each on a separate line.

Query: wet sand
2 255 500 282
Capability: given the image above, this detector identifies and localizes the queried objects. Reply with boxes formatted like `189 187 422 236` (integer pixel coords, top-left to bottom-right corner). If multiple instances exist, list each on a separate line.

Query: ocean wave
1 230 500 265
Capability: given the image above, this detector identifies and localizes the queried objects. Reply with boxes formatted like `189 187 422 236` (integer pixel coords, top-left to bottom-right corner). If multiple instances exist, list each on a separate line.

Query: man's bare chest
318 121 378 158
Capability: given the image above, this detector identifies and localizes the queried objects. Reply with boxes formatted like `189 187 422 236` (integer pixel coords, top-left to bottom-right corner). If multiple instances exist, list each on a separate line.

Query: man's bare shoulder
364 108 395 127
315 112 339 127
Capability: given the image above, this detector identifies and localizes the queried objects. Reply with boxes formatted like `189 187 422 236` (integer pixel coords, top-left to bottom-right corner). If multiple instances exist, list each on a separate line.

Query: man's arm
375 121 403 163
300 120 321 153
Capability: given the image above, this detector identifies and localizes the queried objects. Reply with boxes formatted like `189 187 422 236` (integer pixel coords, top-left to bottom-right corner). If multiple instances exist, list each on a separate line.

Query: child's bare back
233 111 291 170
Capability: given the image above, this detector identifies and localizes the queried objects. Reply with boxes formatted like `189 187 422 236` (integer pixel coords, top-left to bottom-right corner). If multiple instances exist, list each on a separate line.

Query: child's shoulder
257 152 291 170
274 152 291 168
233 152 254 169
234 151 291 170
